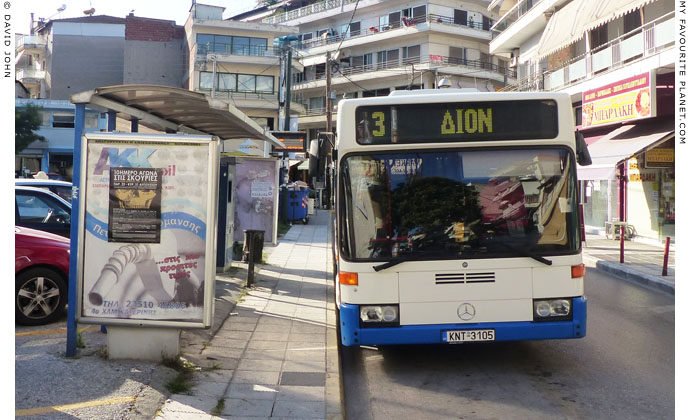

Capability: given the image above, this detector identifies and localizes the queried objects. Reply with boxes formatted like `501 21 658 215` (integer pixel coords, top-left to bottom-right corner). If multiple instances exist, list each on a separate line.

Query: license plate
443 329 495 343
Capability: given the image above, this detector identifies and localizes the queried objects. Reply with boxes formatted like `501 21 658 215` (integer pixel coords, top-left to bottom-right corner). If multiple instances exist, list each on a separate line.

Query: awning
297 161 309 170
71 84 282 148
585 0 656 32
288 159 304 167
577 120 674 178
536 0 601 59
577 165 616 180
301 54 327 67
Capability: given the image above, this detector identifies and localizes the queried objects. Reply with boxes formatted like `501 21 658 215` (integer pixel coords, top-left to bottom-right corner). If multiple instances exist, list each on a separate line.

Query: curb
584 255 674 295
595 261 675 295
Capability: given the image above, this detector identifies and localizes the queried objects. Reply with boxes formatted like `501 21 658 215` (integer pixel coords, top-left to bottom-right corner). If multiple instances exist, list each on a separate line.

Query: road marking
16 396 136 417
15 326 99 337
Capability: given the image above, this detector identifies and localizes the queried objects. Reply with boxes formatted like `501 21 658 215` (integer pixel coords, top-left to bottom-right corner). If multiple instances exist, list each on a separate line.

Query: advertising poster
78 134 218 326
582 72 655 128
233 158 278 244
108 167 163 243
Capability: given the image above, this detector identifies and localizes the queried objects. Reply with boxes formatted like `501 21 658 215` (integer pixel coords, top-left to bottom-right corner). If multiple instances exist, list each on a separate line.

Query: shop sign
645 148 674 168
628 157 656 182
582 72 655 128
77 133 219 328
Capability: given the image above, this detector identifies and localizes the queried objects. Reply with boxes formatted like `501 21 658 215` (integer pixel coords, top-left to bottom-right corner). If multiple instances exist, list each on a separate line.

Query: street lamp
437 77 453 89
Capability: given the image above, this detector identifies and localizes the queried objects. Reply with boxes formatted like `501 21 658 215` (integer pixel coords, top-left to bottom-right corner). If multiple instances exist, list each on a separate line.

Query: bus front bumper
339 297 587 346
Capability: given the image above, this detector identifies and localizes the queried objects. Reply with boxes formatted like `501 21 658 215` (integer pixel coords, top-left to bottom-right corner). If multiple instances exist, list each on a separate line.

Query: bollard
619 225 625 264
662 236 670 276
243 230 265 287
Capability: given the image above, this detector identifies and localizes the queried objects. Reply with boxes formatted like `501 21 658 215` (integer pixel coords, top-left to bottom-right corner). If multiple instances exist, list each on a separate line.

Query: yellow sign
582 73 654 127
646 148 674 168
441 108 493 135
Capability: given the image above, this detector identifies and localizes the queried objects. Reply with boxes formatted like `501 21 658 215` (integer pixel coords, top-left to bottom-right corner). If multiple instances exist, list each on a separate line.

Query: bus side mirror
308 132 335 180
575 132 592 166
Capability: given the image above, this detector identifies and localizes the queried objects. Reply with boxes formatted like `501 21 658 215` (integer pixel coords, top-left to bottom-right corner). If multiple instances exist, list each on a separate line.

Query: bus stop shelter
66 85 282 357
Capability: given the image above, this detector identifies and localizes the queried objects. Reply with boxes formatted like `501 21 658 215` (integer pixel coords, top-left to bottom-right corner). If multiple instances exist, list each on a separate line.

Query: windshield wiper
495 242 552 266
373 251 450 272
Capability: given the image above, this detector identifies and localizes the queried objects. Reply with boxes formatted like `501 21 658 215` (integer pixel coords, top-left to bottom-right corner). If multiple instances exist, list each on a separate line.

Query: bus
313 90 592 347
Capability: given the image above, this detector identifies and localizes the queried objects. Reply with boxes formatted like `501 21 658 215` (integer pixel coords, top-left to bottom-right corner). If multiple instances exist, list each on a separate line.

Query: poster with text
108 167 163 243
80 135 217 325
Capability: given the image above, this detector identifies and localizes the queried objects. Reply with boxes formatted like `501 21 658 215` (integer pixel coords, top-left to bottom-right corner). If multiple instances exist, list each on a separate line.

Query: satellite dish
57 4 66 12
83 7 95 16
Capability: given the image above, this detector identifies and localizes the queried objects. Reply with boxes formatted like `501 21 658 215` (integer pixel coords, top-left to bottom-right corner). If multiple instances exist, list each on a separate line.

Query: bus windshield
340 147 580 262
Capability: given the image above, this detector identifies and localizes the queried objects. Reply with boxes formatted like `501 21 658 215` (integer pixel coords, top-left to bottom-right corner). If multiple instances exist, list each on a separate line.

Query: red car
15 226 70 325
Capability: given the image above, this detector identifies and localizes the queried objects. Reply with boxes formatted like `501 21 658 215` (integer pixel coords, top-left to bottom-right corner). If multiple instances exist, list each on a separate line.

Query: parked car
15 186 72 238
15 226 70 325
15 178 73 202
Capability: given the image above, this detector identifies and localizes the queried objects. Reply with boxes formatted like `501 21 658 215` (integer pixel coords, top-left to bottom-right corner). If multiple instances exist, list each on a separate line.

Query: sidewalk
582 233 675 295
155 208 341 420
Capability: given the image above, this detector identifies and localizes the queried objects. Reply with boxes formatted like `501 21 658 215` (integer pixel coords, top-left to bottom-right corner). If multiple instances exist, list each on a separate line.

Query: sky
14 0 259 31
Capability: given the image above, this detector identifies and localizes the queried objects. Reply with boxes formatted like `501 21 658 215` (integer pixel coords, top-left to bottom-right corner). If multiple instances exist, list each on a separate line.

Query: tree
15 104 46 154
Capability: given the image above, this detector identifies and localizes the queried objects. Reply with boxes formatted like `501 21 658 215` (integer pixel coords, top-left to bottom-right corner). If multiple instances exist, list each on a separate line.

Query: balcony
296 54 516 93
16 35 47 52
16 68 46 83
504 12 674 92
262 0 358 25
491 0 544 35
296 13 490 52
196 90 306 114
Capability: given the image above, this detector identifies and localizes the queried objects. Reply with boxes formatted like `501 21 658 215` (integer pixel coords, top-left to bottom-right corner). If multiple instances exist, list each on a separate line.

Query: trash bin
242 230 264 263
287 188 310 224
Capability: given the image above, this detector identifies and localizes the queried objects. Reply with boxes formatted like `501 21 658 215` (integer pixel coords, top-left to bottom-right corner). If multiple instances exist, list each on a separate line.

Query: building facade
184 3 302 156
15 14 187 178
489 0 675 242
236 0 515 140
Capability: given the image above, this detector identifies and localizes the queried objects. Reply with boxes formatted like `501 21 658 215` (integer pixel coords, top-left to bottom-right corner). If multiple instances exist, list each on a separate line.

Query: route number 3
372 112 385 137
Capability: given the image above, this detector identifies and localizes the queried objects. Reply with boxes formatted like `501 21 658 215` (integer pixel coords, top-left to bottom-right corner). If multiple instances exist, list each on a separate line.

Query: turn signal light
339 271 358 285
571 264 586 278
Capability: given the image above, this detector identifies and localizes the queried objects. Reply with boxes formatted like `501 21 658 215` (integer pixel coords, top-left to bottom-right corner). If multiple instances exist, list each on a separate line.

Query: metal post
131 117 139 133
662 237 670 276
619 225 625 264
107 110 116 132
326 50 332 133
284 47 293 131
66 103 85 357
211 55 217 99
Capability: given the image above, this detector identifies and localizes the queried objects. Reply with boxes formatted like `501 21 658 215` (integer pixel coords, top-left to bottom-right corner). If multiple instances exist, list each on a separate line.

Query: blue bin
287 189 310 223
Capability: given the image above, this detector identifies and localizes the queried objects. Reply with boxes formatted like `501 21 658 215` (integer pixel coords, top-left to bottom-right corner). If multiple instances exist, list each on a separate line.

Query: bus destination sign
355 100 558 144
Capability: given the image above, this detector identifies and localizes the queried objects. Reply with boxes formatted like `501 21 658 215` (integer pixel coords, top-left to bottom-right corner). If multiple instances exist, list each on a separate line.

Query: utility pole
211 55 217 99
325 51 333 209
284 46 293 131
326 50 332 133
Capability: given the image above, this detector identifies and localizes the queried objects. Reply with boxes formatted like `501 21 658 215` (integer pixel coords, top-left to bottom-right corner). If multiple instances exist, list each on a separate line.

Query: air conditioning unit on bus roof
389 88 480 96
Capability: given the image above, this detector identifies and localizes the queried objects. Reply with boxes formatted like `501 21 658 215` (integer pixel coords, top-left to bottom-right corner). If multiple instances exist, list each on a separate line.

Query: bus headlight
360 305 399 326
533 299 572 321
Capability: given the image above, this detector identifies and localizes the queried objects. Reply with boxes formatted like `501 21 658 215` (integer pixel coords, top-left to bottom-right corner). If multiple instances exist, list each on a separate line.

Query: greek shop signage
77 134 219 328
582 72 655 128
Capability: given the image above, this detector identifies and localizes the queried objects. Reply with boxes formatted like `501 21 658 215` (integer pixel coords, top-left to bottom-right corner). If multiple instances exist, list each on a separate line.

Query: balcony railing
429 14 492 31
298 54 516 86
540 12 674 92
16 68 46 81
262 0 358 25
197 44 282 57
491 0 544 35
295 13 489 51
16 35 47 50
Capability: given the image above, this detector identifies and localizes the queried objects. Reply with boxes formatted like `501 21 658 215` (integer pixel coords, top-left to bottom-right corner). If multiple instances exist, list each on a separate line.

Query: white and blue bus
316 90 592 346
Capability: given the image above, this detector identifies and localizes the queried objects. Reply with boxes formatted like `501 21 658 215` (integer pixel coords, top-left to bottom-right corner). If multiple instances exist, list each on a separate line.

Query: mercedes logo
457 303 476 321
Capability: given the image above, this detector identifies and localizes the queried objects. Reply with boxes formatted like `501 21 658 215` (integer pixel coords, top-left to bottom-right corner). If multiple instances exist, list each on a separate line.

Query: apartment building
489 0 675 241
15 14 187 178
235 0 514 139
184 3 302 155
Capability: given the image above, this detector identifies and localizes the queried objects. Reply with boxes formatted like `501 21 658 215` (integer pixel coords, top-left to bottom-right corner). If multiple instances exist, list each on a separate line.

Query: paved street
341 268 674 420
